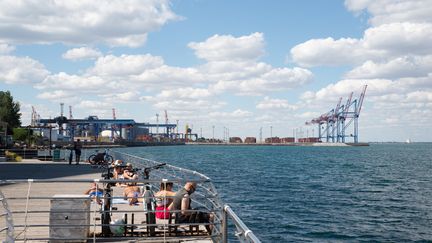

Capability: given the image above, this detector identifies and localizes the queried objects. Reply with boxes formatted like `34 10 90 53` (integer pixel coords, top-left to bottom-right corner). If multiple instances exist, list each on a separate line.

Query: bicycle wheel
88 154 97 164
105 155 114 164
98 161 109 170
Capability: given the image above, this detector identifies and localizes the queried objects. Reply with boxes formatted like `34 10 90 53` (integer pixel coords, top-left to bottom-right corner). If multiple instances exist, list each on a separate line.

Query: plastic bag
110 218 125 235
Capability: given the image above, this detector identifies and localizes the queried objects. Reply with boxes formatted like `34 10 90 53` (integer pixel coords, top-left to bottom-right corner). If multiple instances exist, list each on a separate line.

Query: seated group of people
155 181 213 230
84 160 141 205
85 160 212 230
113 160 142 205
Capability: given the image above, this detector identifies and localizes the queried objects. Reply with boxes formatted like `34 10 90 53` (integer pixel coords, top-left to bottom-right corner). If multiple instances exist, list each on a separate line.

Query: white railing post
0 190 14 243
223 205 229 243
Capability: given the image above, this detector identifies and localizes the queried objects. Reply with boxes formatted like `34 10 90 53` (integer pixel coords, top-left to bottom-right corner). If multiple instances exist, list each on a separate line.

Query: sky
0 0 431 142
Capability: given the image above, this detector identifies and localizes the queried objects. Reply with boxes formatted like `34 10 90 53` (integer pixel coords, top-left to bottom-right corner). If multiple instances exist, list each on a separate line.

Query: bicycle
88 148 114 167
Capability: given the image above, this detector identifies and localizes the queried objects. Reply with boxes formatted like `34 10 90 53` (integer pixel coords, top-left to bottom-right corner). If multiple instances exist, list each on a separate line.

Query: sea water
118 143 432 242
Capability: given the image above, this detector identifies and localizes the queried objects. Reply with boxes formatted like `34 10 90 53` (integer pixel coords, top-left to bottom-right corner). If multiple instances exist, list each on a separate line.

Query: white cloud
26 32 312 133
37 90 75 100
152 99 226 112
211 67 313 95
62 47 102 60
99 91 141 102
189 32 265 62
77 100 111 110
290 23 432 67
132 65 203 88
406 91 432 103
256 96 297 110
291 37 371 67
262 67 313 87
302 79 390 102
346 55 432 79
299 76 432 136
0 43 14 54
189 33 312 95
208 109 253 119
89 54 164 76
292 1 432 141
344 0 432 26
0 55 49 84
199 61 272 81
35 53 206 101
157 88 212 99
112 91 140 102
364 23 432 56
35 72 107 90
106 34 148 48
0 0 180 47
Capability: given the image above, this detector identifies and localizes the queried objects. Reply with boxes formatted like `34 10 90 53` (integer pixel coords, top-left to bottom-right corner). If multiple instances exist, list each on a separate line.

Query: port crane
306 85 367 143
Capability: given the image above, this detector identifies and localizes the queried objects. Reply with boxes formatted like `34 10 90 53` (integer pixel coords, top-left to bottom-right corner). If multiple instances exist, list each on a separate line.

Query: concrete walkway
1 160 104 242
0 160 212 242
0 160 101 180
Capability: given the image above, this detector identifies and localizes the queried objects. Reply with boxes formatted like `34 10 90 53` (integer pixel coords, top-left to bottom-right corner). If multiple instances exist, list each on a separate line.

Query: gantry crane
306 85 367 143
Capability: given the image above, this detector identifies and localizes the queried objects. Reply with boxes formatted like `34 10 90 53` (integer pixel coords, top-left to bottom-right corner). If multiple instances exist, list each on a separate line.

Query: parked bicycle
88 148 114 167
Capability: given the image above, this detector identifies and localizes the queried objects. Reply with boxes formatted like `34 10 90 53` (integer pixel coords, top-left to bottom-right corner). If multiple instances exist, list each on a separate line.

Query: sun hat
114 159 123 166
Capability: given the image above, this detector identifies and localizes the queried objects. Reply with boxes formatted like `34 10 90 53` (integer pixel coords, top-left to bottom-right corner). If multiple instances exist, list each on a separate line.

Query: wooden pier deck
0 160 212 242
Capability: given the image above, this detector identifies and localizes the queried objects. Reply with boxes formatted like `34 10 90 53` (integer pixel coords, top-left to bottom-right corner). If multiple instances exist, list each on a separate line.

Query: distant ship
406 139 412 144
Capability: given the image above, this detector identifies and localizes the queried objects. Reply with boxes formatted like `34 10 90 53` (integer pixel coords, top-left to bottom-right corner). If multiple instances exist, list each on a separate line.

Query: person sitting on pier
123 185 141 205
168 182 213 232
123 162 139 181
154 181 176 219
84 182 103 204
113 159 125 178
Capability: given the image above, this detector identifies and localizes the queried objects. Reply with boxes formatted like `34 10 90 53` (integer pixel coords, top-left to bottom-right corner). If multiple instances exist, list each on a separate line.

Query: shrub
5 150 21 162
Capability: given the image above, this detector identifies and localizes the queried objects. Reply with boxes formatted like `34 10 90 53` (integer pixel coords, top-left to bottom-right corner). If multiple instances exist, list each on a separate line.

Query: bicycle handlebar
144 163 166 171
142 163 166 179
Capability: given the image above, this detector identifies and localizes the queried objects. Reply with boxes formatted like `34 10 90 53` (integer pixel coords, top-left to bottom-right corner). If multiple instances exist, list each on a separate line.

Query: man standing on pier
73 139 82 165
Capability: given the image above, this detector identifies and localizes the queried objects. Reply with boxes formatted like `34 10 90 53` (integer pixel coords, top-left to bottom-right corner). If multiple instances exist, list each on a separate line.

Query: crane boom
357 85 368 115
343 92 353 118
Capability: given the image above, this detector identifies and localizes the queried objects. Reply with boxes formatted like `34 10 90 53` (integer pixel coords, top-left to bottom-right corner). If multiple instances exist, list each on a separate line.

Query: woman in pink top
154 182 176 219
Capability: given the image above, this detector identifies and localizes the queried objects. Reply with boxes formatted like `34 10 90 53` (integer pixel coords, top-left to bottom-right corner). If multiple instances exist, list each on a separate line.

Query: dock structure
36 117 178 142
305 85 367 143
1 156 261 243
0 161 212 242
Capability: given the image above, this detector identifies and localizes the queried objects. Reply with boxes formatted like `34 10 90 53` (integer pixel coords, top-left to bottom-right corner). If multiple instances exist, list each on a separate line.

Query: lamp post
176 120 179 139
156 113 159 135
226 127 229 143
259 127 262 143
270 126 273 144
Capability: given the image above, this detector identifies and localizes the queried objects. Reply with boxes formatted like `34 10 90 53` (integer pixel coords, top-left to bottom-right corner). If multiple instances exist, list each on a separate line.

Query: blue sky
1 0 431 142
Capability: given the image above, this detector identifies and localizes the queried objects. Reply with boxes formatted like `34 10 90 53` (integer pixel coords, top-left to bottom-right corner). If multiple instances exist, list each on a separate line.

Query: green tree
12 127 36 146
0 91 22 135
12 127 30 141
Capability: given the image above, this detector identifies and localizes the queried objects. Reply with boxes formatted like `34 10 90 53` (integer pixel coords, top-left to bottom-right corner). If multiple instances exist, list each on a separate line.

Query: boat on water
0 150 260 242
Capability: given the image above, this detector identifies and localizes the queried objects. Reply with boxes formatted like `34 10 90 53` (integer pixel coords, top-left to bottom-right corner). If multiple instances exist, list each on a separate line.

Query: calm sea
118 143 432 242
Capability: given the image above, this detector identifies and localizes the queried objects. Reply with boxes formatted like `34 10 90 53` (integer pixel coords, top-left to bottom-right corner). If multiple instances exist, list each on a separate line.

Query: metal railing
0 191 14 243
223 205 261 243
0 150 260 243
